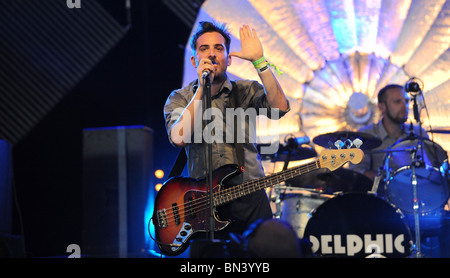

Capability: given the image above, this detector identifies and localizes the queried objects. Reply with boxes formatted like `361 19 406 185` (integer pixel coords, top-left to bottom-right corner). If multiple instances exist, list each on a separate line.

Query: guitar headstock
319 140 364 171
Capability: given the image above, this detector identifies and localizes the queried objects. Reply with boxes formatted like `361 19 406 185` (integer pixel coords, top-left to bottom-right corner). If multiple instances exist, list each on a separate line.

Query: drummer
348 84 428 184
349 84 450 258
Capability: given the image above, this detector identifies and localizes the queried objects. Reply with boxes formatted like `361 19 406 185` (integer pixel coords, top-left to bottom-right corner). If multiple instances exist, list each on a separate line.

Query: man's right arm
164 87 203 147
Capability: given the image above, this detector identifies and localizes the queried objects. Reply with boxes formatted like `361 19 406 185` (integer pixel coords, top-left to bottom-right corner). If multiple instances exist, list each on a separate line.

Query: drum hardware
370 147 416 154
273 139 370 241
405 78 425 257
272 183 284 219
380 139 425 257
383 137 450 256
427 128 450 134
410 145 423 257
265 135 318 219
371 175 382 194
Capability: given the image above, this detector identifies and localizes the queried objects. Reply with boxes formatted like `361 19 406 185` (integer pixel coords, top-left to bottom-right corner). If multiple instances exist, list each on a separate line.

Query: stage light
154 169 164 179
155 183 163 192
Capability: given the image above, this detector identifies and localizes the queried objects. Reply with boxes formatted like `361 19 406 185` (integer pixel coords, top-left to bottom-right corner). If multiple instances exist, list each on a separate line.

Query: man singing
163 21 290 237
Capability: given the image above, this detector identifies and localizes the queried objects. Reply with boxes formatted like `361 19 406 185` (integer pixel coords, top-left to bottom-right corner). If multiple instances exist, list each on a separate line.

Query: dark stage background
7 0 194 257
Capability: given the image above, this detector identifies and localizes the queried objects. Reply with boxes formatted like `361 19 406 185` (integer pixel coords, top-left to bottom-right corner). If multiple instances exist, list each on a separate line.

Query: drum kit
262 129 450 258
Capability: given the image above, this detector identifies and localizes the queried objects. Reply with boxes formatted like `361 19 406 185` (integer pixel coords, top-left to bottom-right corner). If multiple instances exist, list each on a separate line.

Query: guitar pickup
156 209 168 228
172 203 180 225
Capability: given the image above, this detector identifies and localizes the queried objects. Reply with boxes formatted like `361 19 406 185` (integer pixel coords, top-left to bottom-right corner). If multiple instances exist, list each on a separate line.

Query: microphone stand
410 92 424 257
202 72 215 240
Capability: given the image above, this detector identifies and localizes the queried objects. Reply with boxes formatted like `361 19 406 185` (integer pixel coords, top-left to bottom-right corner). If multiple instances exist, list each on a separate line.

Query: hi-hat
313 131 381 150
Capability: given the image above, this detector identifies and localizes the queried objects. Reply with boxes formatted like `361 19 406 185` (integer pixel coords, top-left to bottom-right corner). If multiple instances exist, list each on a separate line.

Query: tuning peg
344 139 353 149
327 141 334 149
353 138 363 149
334 140 344 149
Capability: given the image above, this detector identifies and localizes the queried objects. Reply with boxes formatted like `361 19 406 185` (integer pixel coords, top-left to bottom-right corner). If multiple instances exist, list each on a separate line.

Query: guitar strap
168 146 187 178
229 81 245 171
168 81 245 178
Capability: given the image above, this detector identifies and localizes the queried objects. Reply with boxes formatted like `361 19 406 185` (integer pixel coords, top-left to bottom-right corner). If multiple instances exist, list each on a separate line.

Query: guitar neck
214 160 320 206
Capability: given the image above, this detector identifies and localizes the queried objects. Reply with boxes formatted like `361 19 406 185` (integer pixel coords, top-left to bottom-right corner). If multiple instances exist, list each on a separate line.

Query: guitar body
152 164 241 256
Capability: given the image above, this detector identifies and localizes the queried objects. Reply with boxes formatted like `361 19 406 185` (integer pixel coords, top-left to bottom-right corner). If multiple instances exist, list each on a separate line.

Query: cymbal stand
273 184 282 219
410 92 424 257
274 149 293 219
410 146 423 257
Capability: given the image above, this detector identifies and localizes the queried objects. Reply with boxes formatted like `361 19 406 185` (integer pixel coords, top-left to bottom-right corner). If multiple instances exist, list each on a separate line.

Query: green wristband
252 57 266 67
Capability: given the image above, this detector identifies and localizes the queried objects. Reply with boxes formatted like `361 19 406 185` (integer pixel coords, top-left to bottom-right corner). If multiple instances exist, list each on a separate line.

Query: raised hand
229 25 264 62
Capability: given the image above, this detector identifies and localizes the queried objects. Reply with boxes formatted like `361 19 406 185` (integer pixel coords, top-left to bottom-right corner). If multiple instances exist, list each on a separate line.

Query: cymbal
316 168 373 194
313 131 381 150
427 128 450 134
272 146 317 162
258 144 317 162
286 168 373 194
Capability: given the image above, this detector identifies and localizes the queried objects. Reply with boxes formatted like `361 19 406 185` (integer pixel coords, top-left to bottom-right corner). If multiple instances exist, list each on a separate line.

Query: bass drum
303 193 413 258
384 138 450 215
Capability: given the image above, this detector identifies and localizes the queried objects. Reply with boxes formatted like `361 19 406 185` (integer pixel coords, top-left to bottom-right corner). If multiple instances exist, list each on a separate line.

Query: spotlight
155 183 163 192
154 169 164 179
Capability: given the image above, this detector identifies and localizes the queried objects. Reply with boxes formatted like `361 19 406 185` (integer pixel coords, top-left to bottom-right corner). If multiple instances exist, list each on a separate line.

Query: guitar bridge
156 209 168 228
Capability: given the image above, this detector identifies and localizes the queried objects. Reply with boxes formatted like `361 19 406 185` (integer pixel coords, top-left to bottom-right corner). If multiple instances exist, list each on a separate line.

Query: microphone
404 77 423 95
202 70 210 79
405 77 424 122
202 58 217 79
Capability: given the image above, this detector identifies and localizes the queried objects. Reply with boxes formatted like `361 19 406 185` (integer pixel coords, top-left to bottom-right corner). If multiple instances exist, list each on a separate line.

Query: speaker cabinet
0 140 12 234
82 126 153 257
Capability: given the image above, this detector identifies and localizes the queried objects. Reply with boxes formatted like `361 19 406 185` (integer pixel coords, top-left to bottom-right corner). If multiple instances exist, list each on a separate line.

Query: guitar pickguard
185 188 231 230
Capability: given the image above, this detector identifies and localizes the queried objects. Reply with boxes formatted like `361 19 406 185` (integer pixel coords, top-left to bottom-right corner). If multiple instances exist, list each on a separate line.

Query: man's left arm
257 64 289 111
230 25 288 111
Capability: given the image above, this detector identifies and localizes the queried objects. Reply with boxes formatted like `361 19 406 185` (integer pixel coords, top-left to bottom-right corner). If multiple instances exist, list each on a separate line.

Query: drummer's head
377 84 409 124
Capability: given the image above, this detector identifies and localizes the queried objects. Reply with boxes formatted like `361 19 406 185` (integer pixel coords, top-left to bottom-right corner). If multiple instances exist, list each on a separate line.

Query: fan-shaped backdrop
181 0 450 158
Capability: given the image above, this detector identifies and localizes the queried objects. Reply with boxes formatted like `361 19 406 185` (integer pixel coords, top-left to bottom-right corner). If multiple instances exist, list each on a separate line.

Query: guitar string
157 159 337 227
158 160 332 227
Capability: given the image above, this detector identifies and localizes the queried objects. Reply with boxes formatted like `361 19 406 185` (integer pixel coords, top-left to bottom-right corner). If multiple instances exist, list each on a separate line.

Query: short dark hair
377 84 404 104
190 21 231 54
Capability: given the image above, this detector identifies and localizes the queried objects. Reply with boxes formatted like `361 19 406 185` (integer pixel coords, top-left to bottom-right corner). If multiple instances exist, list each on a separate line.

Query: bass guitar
152 147 364 256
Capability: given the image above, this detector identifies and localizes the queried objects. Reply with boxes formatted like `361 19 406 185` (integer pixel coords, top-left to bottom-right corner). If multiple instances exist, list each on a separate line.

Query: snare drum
384 138 450 214
304 193 413 258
